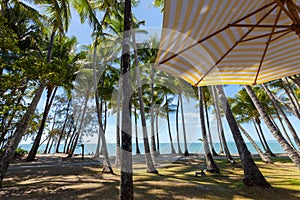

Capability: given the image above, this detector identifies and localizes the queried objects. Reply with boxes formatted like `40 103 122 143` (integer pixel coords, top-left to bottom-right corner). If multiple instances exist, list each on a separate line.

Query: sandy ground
0 153 299 200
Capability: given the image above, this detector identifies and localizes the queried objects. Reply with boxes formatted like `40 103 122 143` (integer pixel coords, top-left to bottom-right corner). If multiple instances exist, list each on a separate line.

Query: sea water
18 141 285 156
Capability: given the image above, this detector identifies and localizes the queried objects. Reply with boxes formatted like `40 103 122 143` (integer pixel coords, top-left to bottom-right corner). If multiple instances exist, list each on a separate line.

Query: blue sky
27 0 300 147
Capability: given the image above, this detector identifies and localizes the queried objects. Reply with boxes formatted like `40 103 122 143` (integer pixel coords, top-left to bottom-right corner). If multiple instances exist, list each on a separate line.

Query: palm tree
214 85 271 187
262 83 300 150
132 29 158 173
176 78 192 156
175 98 183 154
163 94 177 154
212 86 235 163
120 0 133 199
244 85 300 169
0 0 71 186
229 87 276 157
238 124 272 163
198 87 220 173
202 86 219 156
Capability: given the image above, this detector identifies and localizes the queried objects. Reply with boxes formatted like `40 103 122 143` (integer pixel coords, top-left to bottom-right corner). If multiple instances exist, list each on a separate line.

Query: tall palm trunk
212 86 235 163
150 62 157 156
27 86 58 161
289 75 300 89
0 85 44 187
179 92 189 156
155 113 160 155
115 79 121 166
262 83 300 150
285 78 300 113
198 87 220 173
176 98 183 155
68 92 89 157
95 98 103 158
166 95 176 154
203 90 218 156
134 107 141 155
56 98 71 153
92 41 114 174
252 119 267 152
244 85 300 169
272 85 300 118
281 78 300 116
132 30 158 173
120 0 133 198
256 120 276 157
238 124 272 163
215 85 271 187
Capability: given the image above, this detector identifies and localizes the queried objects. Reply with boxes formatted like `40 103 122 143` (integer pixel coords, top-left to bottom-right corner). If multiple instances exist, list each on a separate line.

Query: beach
1 153 300 199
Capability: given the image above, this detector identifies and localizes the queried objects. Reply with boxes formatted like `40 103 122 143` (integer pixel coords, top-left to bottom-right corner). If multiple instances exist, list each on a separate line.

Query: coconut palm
244 85 300 169
212 86 235 163
0 0 72 186
238 124 272 163
132 29 158 173
198 87 220 173
202 86 219 156
215 85 271 187
262 83 300 150
229 87 276 157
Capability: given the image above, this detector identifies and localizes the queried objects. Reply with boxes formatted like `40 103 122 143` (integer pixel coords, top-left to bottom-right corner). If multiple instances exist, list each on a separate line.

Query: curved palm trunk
92 41 114 174
132 30 158 173
285 77 300 113
203 90 219 156
272 86 300 118
27 87 58 161
211 86 224 154
198 87 220 173
44 135 52 154
68 92 89 157
289 75 300 89
95 98 104 158
274 110 297 150
176 98 183 155
238 124 272 163
166 95 176 154
256 120 276 157
0 85 44 187
179 92 189 156
212 86 235 163
56 98 71 153
245 85 300 169
252 119 267 152
215 85 271 187
281 78 300 116
262 83 300 150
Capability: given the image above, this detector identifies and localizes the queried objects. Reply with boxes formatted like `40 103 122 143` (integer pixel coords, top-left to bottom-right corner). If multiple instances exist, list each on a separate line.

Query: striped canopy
155 0 300 86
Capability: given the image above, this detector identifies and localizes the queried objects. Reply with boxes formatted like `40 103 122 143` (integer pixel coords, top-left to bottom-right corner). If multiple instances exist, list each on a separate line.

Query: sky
25 0 300 147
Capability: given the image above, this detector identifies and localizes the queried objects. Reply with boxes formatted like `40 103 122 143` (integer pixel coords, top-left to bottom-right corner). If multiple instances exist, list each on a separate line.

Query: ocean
18 141 286 156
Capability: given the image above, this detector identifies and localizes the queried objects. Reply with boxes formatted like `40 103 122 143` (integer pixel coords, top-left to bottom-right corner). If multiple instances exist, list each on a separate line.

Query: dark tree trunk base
243 177 272 188
102 166 116 175
147 169 159 174
184 151 189 156
206 167 220 173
